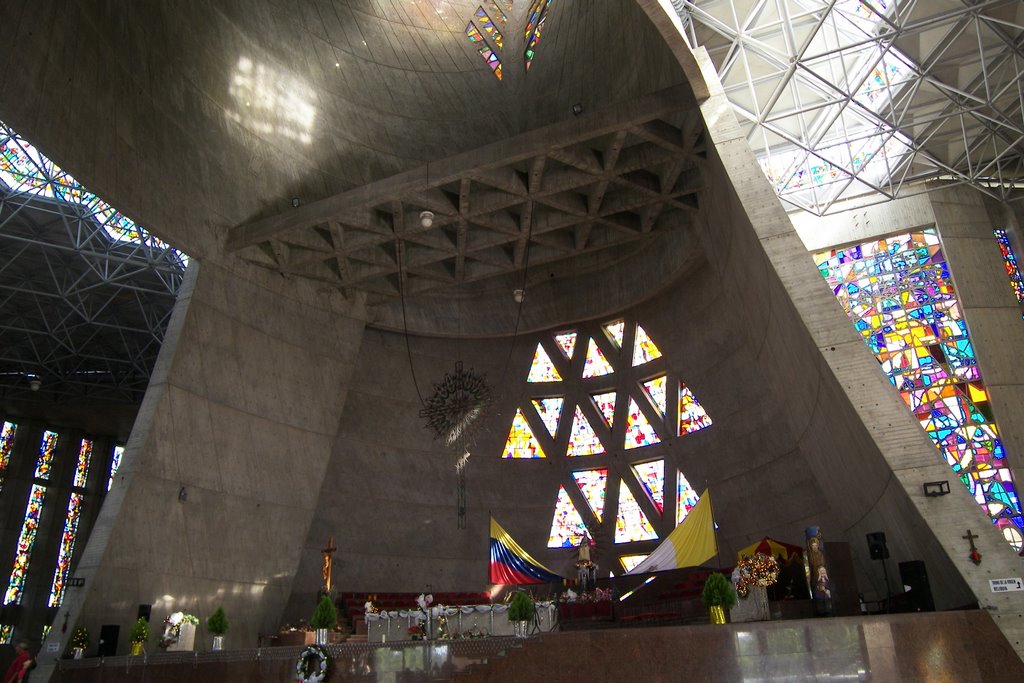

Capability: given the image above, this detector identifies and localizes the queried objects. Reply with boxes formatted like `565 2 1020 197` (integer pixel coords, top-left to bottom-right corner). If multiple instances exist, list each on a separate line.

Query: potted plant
129 617 150 655
70 626 89 659
701 572 737 625
507 591 535 638
207 606 229 651
310 595 337 645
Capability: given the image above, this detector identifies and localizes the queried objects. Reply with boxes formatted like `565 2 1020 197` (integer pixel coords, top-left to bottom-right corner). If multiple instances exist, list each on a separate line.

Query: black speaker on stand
899 560 935 612
866 532 891 612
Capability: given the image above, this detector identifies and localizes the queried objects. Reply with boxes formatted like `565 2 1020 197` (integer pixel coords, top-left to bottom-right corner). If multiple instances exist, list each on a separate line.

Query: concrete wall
37 259 367 664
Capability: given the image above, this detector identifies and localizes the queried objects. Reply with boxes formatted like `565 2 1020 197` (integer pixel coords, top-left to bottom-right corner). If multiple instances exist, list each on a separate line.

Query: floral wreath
295 644 330 683
734 553 779 598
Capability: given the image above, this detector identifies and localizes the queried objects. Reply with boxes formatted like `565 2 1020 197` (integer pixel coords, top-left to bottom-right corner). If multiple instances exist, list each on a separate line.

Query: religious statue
321 536 337 593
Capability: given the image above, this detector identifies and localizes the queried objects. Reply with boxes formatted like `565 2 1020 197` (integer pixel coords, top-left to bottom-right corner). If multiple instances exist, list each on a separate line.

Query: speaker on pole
898 560 935 612
866 532 889 560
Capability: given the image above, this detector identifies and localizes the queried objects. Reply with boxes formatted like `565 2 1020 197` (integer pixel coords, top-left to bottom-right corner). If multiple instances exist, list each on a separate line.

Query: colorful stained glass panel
466 23 503 80
567 406 604 456
524 0 553 72
48 492 83 607
547 486 589 547
620 554 649 572
676 471 701 526
72 439 92 488
527 343 562 382
554 332 577 360
474 7 504 48
0 625 11 644
816 228 1023 549
487 0 509 22
624 398 660 449
632 325 663 365
572 468 608 521
679 383 713 435
642 376 667 417
107 445 124 491
4 484 47 605
582 338 614 378
34 430 58 480
604 320 625 348
532 397 563 438
591 391 617 428
614 481 658 543
0 421 16 492
502 408 546 459
632 460 665 514
994 228 1024 310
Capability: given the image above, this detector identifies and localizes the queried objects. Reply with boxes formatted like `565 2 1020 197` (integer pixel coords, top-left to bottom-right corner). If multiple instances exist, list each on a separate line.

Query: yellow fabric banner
625 490 717 574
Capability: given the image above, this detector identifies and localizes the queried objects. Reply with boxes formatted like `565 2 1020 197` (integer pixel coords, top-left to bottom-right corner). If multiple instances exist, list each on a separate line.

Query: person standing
3 642 34 683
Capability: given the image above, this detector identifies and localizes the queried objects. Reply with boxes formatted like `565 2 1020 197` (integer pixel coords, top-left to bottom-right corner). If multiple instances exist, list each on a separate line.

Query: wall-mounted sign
989 577 1023 593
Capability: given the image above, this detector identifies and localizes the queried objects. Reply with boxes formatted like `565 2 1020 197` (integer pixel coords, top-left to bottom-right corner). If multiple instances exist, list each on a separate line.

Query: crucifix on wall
321 536 337 593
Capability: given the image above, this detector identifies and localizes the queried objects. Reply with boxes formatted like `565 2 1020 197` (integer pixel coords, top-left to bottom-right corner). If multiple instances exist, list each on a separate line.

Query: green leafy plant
507 591 535 622
71 626 90 650
207 607 229 636
310 595 337 630
701 572 737 610
130 617 150 644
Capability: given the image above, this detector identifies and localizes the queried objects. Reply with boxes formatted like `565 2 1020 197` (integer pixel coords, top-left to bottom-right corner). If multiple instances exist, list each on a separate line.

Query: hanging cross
962 529 978 550
963 529 982 565
321 536 338 593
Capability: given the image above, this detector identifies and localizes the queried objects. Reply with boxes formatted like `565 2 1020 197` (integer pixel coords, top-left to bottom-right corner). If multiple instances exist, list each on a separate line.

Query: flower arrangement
415 593 433 611
295 644 330 683
130 617 150 645
158 612 199 649
71 626 89 650
407 624 425 640
560 587 612 603
364 599 379 615
462 625 486 639
734 553 780 598
701 572 737 610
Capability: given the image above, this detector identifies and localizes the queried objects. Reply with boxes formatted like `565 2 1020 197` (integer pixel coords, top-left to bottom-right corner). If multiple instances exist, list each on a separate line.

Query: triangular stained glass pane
591 391 617 428
614 481 658 543
572 468 608 521
604 320 625 348
625 398 661 449
631 460 665 514
532 398 563 438
548 486 589 547
554 332 577 360
676 471 701 526
502 408 546 459
582 338 614 378
567 406 605 456
678 383 713 435
632 325 663 365
527 344 562 382
641 376 667 417
620 554 649 572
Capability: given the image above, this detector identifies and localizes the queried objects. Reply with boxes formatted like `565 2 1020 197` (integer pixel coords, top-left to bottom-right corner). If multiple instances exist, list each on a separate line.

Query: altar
365 603 557 642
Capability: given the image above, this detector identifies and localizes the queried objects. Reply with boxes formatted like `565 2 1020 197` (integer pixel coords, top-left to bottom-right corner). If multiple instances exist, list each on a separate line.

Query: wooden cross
321 536 337 593
962 529 978 550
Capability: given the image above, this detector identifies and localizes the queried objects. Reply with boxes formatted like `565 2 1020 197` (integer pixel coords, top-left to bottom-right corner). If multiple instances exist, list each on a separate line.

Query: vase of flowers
207 606 229 651
733 553 780 621
407 624 425 641
507 592 535 638
129 617 150 655
70 626 89 659
701 572 737 625
310 595 337 645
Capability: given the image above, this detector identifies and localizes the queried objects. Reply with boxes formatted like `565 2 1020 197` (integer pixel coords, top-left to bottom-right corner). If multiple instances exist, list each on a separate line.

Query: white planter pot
314 628 329 645
72 647 84 660
211 635 224 651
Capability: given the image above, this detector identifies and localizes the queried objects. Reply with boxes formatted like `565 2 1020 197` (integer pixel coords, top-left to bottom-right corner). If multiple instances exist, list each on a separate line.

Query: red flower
969 548 982 565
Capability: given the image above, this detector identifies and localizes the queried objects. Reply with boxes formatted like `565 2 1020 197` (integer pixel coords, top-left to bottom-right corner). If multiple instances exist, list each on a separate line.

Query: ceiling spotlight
29 378 41 392
572 103 583 116
513 288 525 304
419 210 434 228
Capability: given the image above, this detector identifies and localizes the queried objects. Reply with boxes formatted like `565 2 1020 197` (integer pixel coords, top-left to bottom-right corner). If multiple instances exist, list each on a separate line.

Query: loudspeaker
899 560 935 612
866 532 889 560
137 604 151 621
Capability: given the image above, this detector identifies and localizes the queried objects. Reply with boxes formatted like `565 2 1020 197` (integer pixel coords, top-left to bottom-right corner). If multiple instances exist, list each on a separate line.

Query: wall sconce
923 480 950 497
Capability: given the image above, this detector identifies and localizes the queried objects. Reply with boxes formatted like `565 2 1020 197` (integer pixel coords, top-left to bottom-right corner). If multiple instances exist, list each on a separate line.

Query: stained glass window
567 406 604 456
816 228 1024 550
641 376 667 417
33 430 59 480
632 460 665 514
502 408 546 459
532 398 563 438
0 625 11 644
604 320 625 348
554 332 577 360
624 398 660 449
994 229 1024 311
679 383 713 435
547 486 589 547
591 391 617 428
582 338 614 378
487 0 509 23
524 0 553 72
572 468 608 521
107 445 124 491
614 481 658 543
0 421 16 493
527 344 562 382
632 325 663 365
475 7 504 48
47 492 83 607
72 438 93 488
676 471 701 526
4 484 48 605
620 555 649 572
465 23 503 80
41 625 50 641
